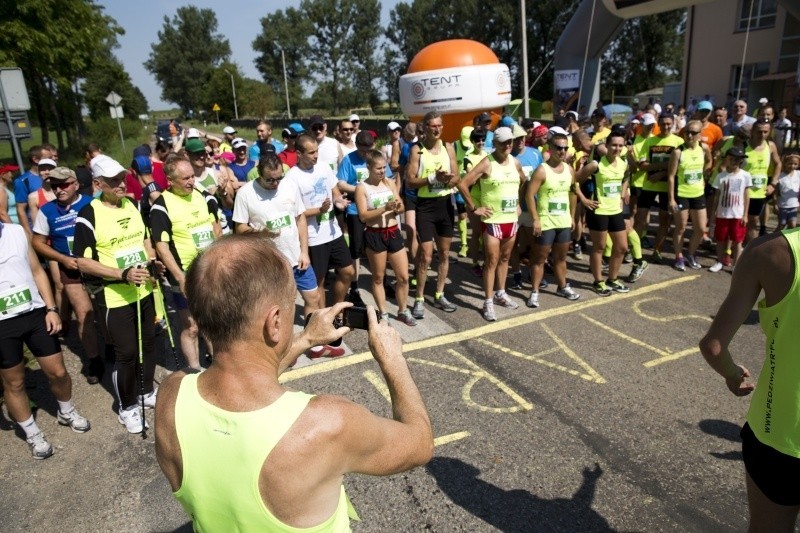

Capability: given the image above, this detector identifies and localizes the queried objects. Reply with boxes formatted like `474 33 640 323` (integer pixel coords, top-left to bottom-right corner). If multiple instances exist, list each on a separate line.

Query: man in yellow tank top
744 119 782 244
155 235 433 532
405 111 460 318
700 228 800 531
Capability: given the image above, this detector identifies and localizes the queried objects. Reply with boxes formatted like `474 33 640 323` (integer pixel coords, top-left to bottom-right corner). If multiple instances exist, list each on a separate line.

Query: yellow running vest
594 156 626 216
537 163 572 231
173 374 355 532
643 134 683 193
748 227 800 458
630 135 650 189
155 190 216 270
745 142 770 200
83 198 153 308
676 144 705 199
481 155 521 224
417 142 453 199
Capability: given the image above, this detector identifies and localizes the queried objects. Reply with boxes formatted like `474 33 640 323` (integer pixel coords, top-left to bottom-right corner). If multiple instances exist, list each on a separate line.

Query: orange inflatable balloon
400 40 511 142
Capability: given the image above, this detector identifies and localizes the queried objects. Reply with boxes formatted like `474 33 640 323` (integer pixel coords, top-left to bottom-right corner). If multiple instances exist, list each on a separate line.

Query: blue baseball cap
131 155 152 175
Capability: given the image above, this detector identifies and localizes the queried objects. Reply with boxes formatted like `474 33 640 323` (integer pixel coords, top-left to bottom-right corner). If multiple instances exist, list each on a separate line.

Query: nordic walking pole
135 269 146 439
152 276 181 370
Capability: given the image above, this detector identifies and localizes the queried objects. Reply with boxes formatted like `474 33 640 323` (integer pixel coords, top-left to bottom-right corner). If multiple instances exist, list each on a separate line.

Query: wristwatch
46 306 59 313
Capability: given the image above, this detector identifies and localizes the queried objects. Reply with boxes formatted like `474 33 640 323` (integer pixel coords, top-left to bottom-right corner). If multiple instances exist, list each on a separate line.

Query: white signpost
106 91 126 151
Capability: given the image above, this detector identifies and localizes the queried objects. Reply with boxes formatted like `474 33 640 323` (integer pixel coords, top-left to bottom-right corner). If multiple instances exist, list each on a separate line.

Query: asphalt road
0 247 771 532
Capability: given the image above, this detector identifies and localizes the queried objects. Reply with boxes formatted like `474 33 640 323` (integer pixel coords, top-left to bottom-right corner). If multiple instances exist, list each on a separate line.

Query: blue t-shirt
337 151 393 216
514 147 544 213
14 171 42 203
35 194 93 256
249 139 285 161
230 161 255 183
400 142 416 199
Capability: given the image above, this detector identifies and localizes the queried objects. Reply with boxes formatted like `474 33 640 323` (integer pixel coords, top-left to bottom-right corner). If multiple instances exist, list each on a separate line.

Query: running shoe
627 261 649 283
601 259 609 274
623 251 633 264
57 408 91 433
137 389 158 410
307 345 346 359
539 278 549 290
347 288 365 307
722 254 732 267
686 255 702 270
526 292 540 308
556 284 580 301
434 295 457 312
482 300 497 321
411 299 425 319
395 309 417 327
493 292 519 309
118 406 149 434
673 257 685 272
379 312 390 322
651 250 663 264
709 262 724 273
457 245 468 258
510 271 523 290
572 243 583 260
26 431 53 460
607 279 630 293
593 281 612 297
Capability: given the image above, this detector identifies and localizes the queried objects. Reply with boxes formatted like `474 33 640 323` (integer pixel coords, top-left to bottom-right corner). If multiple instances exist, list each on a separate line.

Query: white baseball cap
186 128 201 138
90 155 127 178
222 126 236 134
348 114 360 122
493 127 514 143
386 121 401 132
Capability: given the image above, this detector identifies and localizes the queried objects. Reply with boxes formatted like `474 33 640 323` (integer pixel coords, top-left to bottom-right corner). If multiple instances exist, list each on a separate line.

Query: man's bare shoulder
302 394 368 438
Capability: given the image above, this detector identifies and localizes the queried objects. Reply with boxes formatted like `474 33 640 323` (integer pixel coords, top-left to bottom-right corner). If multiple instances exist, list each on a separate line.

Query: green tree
301 0 382 114
600 9 686 102
239 78 277 119
0 0 123 149
198 62 244 122
252 7 312 111
144 7 231 115
83 52 148 121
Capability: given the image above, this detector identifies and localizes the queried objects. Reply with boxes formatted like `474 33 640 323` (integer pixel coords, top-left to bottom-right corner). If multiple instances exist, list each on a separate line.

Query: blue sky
99 1 400 111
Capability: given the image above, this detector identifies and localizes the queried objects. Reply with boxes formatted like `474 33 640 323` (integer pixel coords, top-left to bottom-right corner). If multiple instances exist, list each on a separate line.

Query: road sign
0 112 32 140
110 106 124 119
0 69 31 112
212 103 221 112
105 91 122 106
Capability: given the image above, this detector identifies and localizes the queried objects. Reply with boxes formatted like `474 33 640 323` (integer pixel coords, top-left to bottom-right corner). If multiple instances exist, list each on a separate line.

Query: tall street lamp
223 68 239 120
275 45 291 119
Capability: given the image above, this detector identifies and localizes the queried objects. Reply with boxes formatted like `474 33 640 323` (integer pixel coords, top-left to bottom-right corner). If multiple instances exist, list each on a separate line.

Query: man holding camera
155 233 433 531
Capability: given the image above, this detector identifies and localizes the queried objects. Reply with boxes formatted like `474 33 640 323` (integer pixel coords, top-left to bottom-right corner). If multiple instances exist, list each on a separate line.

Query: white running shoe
118 406 149 434
26 431 54 460
138 389 158 410
709 262 723 273
57 409 91 433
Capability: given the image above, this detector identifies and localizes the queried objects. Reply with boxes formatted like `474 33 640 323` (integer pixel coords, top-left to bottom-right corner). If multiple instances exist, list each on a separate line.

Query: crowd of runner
0 99 797 459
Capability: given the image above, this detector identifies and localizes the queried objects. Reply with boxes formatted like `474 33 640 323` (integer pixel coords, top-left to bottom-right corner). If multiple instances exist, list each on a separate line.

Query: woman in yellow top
355 150 415 326
458 127 527 321
667 120 712 271
575 131 631 296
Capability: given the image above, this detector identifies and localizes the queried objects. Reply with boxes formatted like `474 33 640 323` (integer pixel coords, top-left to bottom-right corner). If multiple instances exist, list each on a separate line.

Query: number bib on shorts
0 284 33 317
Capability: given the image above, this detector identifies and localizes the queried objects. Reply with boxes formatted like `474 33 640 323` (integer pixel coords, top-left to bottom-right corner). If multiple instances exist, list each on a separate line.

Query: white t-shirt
339 143 356 160
317 136 339 173
0 223 45 320
777 171 800 210
712 169 753 219
285 163 342 247
232 179 304 266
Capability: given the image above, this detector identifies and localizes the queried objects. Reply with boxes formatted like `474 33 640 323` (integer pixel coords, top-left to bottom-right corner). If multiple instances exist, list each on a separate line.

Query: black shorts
748 198 766 217
403 194 417 211
637 190 668 211
536 226 572 246
741 422 800 506
345 213 366 258
629 185 642 198
365 225 405 254
676 196 706 211
59 263 82 285
0 308 61 369
586 211 626 233
309 236 353 282
416 196 454 242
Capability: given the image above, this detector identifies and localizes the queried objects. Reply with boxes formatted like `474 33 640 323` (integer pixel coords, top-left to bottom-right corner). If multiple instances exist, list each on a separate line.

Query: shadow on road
426 456 614 532
699 419 743 461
